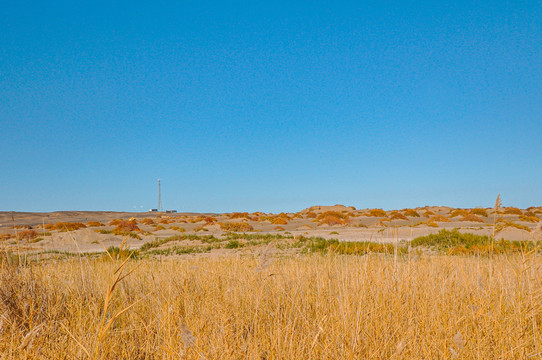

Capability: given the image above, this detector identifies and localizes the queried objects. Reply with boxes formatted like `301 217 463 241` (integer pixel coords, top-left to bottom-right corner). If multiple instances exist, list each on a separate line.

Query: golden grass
1 252 542 358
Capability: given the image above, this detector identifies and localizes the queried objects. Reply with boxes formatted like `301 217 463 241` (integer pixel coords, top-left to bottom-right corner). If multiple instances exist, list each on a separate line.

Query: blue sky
1 0 541 213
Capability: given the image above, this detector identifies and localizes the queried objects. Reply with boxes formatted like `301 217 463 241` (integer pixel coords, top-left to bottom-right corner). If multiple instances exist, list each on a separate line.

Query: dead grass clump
219 222 254 232
109 219 123 226
423 210 435 217
503 207 523 215
428 214 450 223
470 208 488 217
305 211 317 218
85 221 104 227
403 209 420 217
273 226 285 231
459 214 484 223
367 209 387 217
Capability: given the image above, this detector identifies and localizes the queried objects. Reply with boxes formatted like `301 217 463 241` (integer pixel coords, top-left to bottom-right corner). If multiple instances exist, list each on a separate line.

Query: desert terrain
1 204 540 256
1 204 542 359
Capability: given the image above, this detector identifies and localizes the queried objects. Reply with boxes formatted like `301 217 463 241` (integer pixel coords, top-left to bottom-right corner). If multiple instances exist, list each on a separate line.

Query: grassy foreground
1 251 542 359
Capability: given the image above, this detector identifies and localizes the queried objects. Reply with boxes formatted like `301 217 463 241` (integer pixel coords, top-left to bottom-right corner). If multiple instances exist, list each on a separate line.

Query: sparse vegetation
411 229 535 254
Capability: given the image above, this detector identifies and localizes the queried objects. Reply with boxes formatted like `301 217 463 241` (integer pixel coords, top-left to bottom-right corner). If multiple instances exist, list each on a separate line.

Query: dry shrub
113 220 141 234
519 215 540 223
159 219 175 224
305 212 317 218
423 210 435 217
403 209 420 217
203 216 217 224
273 226 285 231
229 212 249 219
470 208 489 217
318 215 346 226
459 214 484 223
85 221 104 227
17 230 39 240
12 225 32 229
220 222 254 232
140 218 156 225
389 212 408 220
50 222 87 231
153 225 166 231
503 207 523 215
495 220 530 232
170 226 185 232
271 217 288 225
109 219 123 226
428 214 450 223
413 221 439 228
449 209 469 217
367 209 387 217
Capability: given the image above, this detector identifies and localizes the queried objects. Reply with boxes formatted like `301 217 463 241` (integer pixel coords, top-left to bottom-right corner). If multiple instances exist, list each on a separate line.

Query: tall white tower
157 179 163 212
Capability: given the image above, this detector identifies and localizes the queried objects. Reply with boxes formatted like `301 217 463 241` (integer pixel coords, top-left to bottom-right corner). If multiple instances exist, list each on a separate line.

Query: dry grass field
1 204 542 359
1 246 542 359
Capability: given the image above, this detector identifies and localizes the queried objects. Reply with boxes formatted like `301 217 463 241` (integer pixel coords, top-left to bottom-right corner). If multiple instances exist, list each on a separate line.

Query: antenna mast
157 179 163 212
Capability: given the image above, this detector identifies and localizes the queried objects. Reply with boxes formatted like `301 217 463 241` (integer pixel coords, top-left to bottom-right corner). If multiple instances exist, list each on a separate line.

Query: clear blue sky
1 0 541 213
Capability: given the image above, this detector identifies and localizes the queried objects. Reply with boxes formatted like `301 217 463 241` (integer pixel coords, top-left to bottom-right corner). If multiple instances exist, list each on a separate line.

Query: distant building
165 210 177 213
149 209 158 212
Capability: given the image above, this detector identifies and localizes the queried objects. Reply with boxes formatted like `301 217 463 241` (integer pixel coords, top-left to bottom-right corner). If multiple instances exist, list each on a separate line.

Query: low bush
403 209 420 217
17 230 39 240
503 207 523 215
470 208 489 217
220 222 254 232
495 221 530 233
449 209 469 217
229 212 249 219
519 215 540 223
367 209 387 217
428 214 450 223
389 212 408 220
85 221 104 227
459 214 484 223
50 222 87 231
